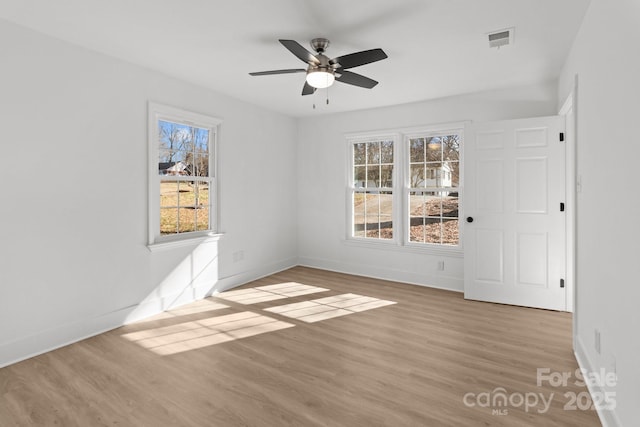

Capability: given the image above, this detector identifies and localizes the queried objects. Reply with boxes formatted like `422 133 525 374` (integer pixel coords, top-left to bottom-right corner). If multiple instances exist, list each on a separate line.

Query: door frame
559 81 577 315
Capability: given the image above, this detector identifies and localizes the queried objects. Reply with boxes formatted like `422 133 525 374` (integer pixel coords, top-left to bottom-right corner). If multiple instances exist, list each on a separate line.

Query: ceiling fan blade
302 81 316 96
330 48 387 69
279 39 320 65
249 69 306 76
335 70 378 89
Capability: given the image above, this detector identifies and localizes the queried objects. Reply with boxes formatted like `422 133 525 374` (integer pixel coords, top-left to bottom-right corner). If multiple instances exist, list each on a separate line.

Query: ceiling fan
249 38 388 96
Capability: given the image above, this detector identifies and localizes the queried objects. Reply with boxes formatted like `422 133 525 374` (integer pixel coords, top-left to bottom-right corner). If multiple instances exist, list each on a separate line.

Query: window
350 138 395 240
347 125 463 249
148 103 221 246
407 133 460 246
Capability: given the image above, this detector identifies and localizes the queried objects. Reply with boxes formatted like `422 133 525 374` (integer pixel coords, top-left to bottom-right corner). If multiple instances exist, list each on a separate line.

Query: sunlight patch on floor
264 293 397 323
135 299 230 323
122 311 294 355
214 282 329 305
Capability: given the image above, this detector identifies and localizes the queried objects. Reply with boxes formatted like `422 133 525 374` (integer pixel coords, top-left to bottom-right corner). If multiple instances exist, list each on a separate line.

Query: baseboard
0 257 298 369
574 335 621 427
0 304 135 369
212 257 299 294
297 256 463 293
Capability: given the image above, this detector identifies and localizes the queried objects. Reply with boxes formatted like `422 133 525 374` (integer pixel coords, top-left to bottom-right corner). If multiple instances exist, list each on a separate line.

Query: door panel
516 157 547 213
464 116 566 311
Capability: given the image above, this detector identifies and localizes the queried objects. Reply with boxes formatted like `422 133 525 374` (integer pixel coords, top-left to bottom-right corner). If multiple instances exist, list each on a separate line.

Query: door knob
466 217 474 223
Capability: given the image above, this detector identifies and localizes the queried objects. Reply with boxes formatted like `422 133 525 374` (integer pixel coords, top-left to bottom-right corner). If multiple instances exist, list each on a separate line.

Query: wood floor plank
0 266 601 426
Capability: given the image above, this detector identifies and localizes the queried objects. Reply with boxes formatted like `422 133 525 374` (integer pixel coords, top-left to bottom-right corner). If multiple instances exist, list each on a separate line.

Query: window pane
381 140 393 163
178 208 197 233
379 191 393 239
160 208 178 235
354 166 366 187
367 142 380 164
449 161 460 187
425 162 444 188
194 128 210 153
193 154 209 177
380 165 393 187
426 137 442 161
409 192 424 216
353 192 366 237
160 181 179 208
442 218 459 245
159 149 172 164
410 138 424 163
410 164 424 188
196 206 209 231
442 195 459 218
424 218 442 244
178 182 196 208
366 166 380 188
425 193 442 216
354 143 366 165
409 217 425 242
365 193 380 238
442 135 460 161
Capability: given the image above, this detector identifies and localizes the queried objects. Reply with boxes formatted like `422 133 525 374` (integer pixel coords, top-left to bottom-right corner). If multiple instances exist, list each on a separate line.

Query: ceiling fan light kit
250 38 388 97
306 69 335 89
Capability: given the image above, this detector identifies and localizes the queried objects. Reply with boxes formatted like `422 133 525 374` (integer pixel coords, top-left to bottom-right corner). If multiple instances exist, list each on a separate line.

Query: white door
464 116 566 311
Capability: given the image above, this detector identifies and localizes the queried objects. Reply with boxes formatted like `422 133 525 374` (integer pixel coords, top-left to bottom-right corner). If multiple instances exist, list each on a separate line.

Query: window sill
147 233 224 252
342 237 463 258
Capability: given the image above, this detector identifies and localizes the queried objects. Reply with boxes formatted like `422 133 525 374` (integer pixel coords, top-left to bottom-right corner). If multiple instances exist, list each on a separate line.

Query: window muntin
352 140 394 240
149 103 220 246
407 134 460 246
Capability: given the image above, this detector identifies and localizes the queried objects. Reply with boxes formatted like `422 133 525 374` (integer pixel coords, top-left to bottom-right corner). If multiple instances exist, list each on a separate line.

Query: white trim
342 238 463 257
148 102 221 246
343 121 470 140
559 84 576 313
298 256 464 292
214 257 299 293
574 336 621 427
147 233 223 252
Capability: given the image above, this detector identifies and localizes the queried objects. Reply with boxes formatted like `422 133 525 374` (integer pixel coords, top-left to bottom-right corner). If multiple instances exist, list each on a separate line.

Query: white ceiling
0 0 590 117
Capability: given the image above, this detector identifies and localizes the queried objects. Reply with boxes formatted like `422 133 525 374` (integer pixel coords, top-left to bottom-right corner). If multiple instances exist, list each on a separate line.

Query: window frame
346 133 402 245
344 123 465 255
147 102 222 250
403 126 463 251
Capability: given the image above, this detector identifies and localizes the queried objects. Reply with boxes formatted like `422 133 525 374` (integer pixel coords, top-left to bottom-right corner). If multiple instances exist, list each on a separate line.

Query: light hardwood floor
0 267 601 426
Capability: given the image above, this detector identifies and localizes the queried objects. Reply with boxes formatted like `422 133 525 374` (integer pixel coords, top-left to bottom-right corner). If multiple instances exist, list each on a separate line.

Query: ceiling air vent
488 28 514 48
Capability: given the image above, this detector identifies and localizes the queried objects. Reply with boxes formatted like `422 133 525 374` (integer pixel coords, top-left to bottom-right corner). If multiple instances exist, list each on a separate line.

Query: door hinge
559 132 565 142
560 202 565 212
560 279 565 288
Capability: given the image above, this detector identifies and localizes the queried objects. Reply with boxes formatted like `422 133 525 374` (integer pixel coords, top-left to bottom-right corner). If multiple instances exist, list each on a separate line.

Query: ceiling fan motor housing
310 38 330 53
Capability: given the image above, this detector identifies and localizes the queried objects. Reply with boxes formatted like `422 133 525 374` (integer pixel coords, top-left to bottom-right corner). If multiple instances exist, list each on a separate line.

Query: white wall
0 20 298 367
558 1 640 425
297 82 558 291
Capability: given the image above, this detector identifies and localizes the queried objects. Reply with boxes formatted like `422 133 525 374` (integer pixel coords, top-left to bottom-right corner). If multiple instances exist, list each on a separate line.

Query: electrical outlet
595 329 601 354
437 261 445 271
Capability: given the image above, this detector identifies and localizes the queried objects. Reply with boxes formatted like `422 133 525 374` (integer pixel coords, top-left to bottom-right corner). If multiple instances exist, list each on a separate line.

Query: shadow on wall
124 238 225 325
